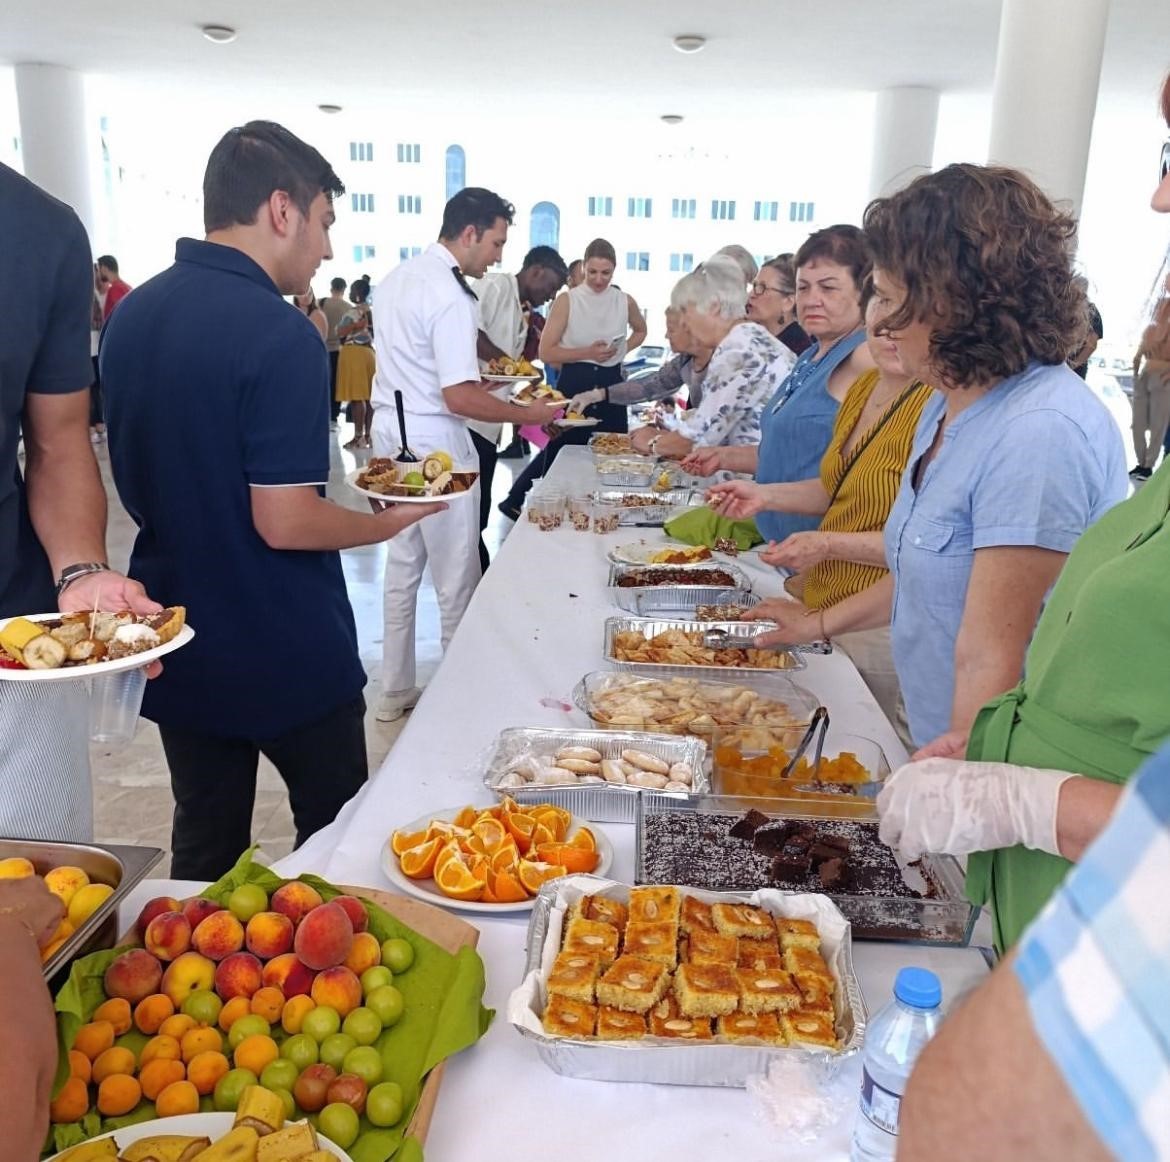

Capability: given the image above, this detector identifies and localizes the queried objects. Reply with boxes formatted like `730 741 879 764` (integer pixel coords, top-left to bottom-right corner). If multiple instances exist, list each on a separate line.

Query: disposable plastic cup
89 667 147 747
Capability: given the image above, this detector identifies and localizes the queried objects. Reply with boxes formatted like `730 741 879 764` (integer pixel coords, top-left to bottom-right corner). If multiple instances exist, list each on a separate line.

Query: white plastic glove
876 757 1076 862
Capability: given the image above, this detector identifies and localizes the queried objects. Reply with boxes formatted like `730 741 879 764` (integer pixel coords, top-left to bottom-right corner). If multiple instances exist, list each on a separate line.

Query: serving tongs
780 705 830 780
393 390 419 464
701 626 833 656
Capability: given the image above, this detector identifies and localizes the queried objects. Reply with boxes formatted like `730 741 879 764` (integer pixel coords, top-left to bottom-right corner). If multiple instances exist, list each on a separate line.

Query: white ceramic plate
345 468 478 505
45 1112 353 1161
0 613 194 683
606 541 716 566
483 373 541 384
381 806 613 914
553 416 600 428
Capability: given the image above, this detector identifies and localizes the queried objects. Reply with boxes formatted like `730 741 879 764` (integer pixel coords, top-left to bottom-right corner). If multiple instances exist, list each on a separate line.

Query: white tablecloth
125 448 992 1160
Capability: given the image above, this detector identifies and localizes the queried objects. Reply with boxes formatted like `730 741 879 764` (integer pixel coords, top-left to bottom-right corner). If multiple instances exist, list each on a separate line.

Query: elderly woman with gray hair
625 256 795 459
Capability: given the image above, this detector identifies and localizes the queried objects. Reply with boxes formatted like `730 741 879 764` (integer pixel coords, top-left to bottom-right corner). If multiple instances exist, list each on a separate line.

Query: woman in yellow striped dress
707 293 932 744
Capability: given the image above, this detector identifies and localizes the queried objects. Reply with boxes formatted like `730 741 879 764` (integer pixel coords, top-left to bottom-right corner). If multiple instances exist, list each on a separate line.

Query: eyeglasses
1161 138 1170 184
750 282 794 297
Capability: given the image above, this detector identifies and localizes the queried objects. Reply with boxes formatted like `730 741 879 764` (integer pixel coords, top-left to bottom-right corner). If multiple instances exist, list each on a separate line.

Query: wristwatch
55 562 110 598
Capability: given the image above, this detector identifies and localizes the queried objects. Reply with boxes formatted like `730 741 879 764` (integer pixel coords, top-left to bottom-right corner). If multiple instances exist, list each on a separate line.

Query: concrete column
15 63 95 237
988 0 1111 215
869 87 940 200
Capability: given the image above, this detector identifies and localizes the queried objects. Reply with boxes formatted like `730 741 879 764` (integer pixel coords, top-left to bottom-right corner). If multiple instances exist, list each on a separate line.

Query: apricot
73 1019 115 1061
261 952 316 999
281 994 316 1035
218 995 253 1032
187 1049 230 1095
92 1045 137 1083
293 902 354 971
144 911 193 962
270 881 323 927
234 1033 279 1075
343 932 382 976
310 966 362 1017
244 910 293 960
134 992 175 1035
158 1012 197 1042
67 882 114 926
97 1073 141 1116
139 1034 182 1066
161 951 216 1007
191 911 245 961
214 952 264 1000
92 997 132 1035
155 1079 199 1117
0 857 34 878
139 1057 186 1101
331 895 369 933
44 865 89 906
181 1025 224 1063
249 986 285 1024
49 1076 90 1123
135 894 182 939
67 1049 92 1083
104 948 163 1005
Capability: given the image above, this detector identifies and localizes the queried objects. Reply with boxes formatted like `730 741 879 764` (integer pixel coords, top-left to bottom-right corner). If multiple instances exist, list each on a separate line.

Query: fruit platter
48 853 491 1162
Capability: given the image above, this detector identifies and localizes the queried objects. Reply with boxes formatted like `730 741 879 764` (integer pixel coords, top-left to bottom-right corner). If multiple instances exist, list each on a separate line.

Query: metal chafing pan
604 616 806 673
508 872 866 1086
0 839 164 983
590 489 702 527
483 727 708 823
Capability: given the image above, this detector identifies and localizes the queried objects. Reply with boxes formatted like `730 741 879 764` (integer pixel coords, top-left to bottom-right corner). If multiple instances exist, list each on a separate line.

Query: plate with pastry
347 456 479 505
0 608 193 681
607 541 714 567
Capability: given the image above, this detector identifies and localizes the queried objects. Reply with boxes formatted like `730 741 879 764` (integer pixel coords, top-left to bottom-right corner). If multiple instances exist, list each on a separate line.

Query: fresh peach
192 910 245 961
214 951 264 1000
44 866 91 908
343 932 381 976
331 895 369 934
103 948 164 1004
135 895 182 940
293 902 354 971
160 951 216 1008
181 897 224 930
144 911 193 962
262 953 317 999
244 911 293 959
310 966 362 1017
270 881 323 927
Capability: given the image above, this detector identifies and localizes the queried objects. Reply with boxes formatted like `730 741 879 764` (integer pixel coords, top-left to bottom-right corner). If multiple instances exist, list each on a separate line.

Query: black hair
521 245 569 283
203 120 344 233
330 276 347 292
96 255 119 273
439 187 515 241
349 277 370 303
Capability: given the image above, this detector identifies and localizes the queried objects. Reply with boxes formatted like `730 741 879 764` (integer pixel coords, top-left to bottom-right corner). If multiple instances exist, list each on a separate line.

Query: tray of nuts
591 490 702 526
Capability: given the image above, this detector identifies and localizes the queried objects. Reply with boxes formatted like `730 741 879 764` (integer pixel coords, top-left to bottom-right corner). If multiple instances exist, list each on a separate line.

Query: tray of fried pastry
507 873 865 1086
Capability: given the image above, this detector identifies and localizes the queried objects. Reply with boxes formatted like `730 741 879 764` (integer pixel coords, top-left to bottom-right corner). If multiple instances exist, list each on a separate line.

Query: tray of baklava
506 873 865 1086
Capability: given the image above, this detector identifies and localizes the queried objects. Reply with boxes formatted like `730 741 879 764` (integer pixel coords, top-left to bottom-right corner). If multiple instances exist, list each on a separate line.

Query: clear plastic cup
591 499 621 534
529 495 565 531
568 496 593 532
89 667 147 748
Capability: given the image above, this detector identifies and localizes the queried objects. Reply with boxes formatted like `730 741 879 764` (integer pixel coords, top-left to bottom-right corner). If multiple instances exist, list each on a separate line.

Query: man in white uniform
371 188 565 721
469 244 568 570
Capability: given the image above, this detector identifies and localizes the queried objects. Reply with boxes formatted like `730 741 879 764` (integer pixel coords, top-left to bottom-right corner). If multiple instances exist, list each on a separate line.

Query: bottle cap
894 966 941 1010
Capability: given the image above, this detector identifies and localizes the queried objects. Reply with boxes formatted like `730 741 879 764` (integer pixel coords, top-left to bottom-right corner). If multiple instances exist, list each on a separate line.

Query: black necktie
452 266 478 301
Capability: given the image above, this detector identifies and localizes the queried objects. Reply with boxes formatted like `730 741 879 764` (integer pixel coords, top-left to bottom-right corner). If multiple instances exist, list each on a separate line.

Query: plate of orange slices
382 801 613 913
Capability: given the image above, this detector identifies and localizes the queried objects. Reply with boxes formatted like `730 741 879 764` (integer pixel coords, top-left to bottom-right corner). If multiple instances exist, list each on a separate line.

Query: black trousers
89 356 103 426
160 695 369 880
470 429 498 573
329 350 342 419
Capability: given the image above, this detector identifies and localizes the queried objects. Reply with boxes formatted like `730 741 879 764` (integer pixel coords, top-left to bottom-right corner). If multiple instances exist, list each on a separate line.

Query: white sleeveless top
561 284 629 366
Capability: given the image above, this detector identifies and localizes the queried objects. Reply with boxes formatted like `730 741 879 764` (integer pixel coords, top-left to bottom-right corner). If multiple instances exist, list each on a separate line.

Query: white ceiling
2 0 1168 122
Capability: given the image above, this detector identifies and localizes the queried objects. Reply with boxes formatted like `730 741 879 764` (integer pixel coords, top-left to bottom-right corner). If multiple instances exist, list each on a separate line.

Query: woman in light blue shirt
683 226 873 542
750 164 1127 754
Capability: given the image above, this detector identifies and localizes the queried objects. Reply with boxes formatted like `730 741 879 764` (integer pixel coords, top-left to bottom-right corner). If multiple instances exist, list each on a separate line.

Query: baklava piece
781 1007 839 1050
648 994 714 1040
563 918 620 967
686 927 738 966
680 894 716 935
623 920 679 967
775 917 821 952
735 967 803 1015
737 945 785 973
717 1011 787 1045
596 1005 647 1041
628 885 682 926
711 902 775 940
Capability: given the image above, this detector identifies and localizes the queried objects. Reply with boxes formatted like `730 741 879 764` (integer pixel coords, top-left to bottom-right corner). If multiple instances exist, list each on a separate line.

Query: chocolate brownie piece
818 858 849 890
730 809 772 840
771 853 811 883
752 823 797 856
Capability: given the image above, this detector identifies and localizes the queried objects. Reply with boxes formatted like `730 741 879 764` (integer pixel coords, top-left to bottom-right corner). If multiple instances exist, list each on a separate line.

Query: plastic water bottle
850 966 943 1161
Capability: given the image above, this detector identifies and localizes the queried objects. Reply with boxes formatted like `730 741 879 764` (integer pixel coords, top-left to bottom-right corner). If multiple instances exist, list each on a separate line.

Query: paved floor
87 420 525 872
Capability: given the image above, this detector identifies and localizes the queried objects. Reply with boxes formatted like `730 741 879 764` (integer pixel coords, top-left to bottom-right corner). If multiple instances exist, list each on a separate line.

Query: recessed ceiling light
672 35 707 54
661 114 684 125
318 104 343 115
201 25 237 44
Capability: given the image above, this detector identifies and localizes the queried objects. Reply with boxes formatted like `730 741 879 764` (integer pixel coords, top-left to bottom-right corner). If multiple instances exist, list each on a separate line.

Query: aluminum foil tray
591 489 701 527
607 559 752 595
624 587 763 620
0 839 164 983
507 873 866 1086
634 794 978 947
483 728 708 823
604 616 806 673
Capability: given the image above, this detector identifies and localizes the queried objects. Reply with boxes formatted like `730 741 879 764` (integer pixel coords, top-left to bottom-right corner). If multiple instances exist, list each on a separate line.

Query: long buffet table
121 446 991 1160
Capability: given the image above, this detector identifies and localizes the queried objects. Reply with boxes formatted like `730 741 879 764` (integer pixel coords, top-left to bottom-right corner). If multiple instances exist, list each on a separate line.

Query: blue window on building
625 251 650 272
398 246 422 261
397 143 421 163
398 195 422 214
710 199 736 221
445 145 466 199
349 142 374 162
351 193 375 213
671 198 696 219
587 196 613 217
669 253 694 273
754 200 779 222
789 200 815 223
530 201 560 250
627 197 652 219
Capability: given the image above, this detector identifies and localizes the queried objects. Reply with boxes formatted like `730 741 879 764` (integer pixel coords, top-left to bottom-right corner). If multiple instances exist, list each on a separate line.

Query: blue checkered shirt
1014 746 1170 1160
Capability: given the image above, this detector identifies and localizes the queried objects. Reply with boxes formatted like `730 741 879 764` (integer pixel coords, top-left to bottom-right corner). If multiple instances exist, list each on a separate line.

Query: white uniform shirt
467 271 526 444
371 242 479 419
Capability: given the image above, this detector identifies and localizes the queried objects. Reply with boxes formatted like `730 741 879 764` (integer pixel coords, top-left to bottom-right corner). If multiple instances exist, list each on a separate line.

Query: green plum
342 1044 384 1085
281 1032 320 1071
227 1013 269 1050
366 985 405 1028
360 965 393 996
301 1005 341 1044
271 1086 296 1120
366 1080 405 1127
181 989 222 1026
341 1006 382 1046
260 1058 299 1092
213 1067 258 1111
319 1032 357 1071
227 883 268 922
380 937 414 973
319 1102 360 1149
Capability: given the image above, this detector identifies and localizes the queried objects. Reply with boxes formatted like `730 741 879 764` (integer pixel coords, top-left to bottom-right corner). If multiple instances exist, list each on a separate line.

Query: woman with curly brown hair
749 164 1127 768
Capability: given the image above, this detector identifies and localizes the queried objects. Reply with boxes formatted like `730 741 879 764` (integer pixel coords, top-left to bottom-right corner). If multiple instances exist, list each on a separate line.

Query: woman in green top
877 71 1170 952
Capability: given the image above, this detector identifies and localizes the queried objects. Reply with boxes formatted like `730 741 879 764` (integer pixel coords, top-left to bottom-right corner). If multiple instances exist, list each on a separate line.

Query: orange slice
497 795 522 815
452 805 479 830
530 821 558 848
391 827 427 857
518 860 567 895
435 858 487 901
491 843 520 872
491 870 529 904
399 836 443 879
503 811 537 853
536 843 600 873
534 804 571 833
472 817 507 853
433 840 466 878
564 827 596 853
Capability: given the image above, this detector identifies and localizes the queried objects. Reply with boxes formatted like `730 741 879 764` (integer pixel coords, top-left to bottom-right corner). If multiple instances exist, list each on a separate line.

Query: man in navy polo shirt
102 122 442 879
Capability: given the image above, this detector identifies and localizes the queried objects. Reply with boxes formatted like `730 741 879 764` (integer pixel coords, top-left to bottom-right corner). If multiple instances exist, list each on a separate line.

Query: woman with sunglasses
746 254 812 356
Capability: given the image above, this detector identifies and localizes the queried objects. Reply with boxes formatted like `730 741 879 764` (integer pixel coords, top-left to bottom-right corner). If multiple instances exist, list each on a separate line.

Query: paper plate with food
606 541 715 567
508 381 568 406
347 454 478 504
0 608 192 681
483 356 542 383
382 801 613 914
552 415 599 428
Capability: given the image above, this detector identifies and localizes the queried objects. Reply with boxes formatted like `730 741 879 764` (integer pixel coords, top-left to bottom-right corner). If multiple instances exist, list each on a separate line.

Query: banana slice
22 633 67 669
